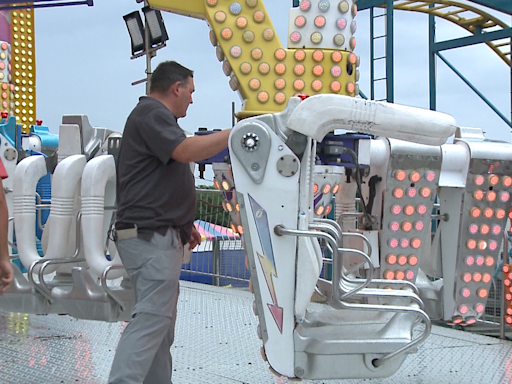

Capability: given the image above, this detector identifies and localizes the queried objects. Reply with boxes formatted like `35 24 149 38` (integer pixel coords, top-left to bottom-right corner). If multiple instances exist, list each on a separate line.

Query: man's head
150 61 195 118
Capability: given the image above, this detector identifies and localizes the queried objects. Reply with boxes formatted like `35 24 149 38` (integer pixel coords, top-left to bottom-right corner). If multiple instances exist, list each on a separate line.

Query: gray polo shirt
116 96 196 244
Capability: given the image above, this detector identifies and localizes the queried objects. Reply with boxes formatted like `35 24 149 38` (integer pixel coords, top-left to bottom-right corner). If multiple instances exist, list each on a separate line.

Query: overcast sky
33 0 511 182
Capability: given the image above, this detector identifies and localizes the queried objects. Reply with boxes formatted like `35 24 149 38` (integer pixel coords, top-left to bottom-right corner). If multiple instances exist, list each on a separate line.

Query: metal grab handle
101 265 127 311
307 222 375 299
275 225 375 301
344 286 425 309
313 218 374 257
28 257 86 304
337 298 431 368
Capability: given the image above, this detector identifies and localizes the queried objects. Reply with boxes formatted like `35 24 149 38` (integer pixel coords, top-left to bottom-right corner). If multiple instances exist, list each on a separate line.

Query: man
0 163 13 295
108 61 231 384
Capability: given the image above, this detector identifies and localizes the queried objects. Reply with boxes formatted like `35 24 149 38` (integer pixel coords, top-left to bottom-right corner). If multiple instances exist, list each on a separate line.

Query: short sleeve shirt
116 96 196 243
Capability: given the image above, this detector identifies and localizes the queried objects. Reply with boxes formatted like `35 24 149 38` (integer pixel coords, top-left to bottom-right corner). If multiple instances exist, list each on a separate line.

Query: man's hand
188 225 202 250
0 258 13 294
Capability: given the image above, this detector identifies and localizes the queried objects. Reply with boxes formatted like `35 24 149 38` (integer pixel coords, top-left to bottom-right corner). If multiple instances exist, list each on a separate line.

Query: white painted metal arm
287 94 457 146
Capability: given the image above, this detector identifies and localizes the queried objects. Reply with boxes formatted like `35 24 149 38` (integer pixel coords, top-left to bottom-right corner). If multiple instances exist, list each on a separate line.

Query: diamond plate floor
0 281 511 384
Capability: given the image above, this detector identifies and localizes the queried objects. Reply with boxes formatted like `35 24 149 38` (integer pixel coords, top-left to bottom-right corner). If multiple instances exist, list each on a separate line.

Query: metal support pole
144 1 152 95
385 0 394 102
429 4 436 111
213 238 221 286
370 6 375 100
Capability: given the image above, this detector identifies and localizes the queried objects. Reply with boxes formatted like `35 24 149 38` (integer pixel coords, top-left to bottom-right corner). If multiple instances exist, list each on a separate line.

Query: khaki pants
108 228 183 384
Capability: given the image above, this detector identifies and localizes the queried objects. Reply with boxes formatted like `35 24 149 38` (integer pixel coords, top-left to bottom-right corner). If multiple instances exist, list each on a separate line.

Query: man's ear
169 81 181 97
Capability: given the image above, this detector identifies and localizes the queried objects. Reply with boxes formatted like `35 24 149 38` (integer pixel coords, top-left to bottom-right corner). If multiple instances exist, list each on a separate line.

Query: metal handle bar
101 265 127 311
28 257 86 304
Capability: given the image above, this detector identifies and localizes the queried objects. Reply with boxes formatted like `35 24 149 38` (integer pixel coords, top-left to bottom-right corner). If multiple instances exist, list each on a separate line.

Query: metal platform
0 281 511 384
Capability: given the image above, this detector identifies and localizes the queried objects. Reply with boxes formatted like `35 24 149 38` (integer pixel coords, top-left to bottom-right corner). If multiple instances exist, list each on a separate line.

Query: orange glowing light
258 62 270 74
314 15 326 28
253 10 265 23
274 78 286 90
221 28 233 40
236 16 248 28
386 254 397 265
330 81 341 92
466 239 477 250
294 15 306 28
404 205 415 216
346 82 355 94
462 273 472 283
409 171 421 183
384 270 395 280
480 224 490 235
473 189 484 200
488 174 500 186
257 91 269 103
485 256 494 267
484 207 494 218
395 270 405 280
293 79 305 91
473 272 482 283
311 79 323 91
401 221 412 232
274 92 286 105
420 187 431 198
348 53 357 64
502 176 512 187
249 78 261 91
470 207 482 218
331 51 343 63
274 48 286 61
474 175 485 186
398 255 408 266
313 183 319 194
496 209 506 219
294 64 305 76
322 184 331 194
312 65 324 76
395 170 406 181
251 48 263 60
411 238 421 249
486 190 497 202
332 184 340 194
393 188 404 199
312 49 324 62
477 288 488 299
315 205 325 216
275 63 286 75
478 240 487 251
483 273 492 283
408 255 418 266
294 49 306 61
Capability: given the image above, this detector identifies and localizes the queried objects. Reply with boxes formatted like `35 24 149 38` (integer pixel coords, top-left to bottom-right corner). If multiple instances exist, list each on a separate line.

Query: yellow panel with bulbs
11 9 36 133
148 0 359 119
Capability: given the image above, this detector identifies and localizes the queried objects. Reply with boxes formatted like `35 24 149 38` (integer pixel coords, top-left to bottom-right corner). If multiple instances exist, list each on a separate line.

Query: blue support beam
433 28 512 53
429 4 436 111
437 52 512 129
358 0 512 14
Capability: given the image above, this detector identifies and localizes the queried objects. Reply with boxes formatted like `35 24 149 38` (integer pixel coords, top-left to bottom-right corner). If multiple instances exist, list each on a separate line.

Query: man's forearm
172 129 231 163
